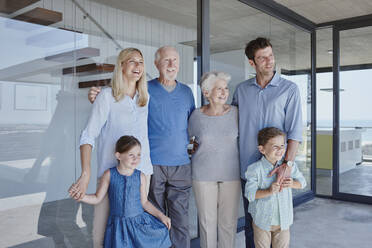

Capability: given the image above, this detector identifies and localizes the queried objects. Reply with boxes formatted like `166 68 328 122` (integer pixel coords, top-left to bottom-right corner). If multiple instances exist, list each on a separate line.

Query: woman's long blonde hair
111 48 148 106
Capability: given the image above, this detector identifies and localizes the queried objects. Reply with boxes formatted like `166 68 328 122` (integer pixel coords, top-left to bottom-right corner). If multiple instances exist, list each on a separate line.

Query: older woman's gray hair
200 71 231 93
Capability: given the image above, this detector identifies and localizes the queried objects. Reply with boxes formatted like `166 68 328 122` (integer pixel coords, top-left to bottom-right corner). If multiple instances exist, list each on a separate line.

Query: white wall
0 82 59 125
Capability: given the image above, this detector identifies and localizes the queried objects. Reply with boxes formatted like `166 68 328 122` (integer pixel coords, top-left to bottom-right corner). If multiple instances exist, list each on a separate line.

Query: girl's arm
140 173 171 230
70 169 110 205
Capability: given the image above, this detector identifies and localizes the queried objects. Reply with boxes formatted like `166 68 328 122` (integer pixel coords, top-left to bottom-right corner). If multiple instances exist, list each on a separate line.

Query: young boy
244 127 306 248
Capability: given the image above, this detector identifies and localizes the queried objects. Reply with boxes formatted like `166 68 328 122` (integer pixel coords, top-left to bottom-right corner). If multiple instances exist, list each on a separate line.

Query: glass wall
0 0 197 246
338 26 372 197
316 26 372 198
208 0 312 220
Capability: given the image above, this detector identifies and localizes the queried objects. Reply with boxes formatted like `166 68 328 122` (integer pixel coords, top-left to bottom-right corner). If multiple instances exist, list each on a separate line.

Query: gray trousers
149 164 192 248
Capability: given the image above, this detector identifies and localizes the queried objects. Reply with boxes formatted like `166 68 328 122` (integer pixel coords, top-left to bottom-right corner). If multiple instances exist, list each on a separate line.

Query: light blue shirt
271 193 280 226
232 72 303 178
80 87 152 178
244 156 307 231
148 79 195 166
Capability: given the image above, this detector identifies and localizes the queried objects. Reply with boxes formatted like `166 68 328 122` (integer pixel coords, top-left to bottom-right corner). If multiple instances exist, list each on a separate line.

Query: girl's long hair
111 48 148 107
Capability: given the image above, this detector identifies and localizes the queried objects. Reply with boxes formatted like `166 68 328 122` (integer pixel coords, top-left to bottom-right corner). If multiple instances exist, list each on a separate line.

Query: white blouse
80 87 152 178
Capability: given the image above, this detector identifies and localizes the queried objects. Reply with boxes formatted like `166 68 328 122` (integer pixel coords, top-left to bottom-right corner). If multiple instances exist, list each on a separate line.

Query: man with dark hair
232 37 303 248
245 37 273 61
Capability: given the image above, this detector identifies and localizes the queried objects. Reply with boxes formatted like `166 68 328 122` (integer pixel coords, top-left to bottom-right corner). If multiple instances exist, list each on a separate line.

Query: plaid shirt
244 156 306 231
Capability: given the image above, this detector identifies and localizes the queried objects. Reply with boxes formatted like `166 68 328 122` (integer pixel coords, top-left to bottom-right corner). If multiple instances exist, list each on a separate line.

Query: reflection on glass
0 11 94 247
0 0 197 246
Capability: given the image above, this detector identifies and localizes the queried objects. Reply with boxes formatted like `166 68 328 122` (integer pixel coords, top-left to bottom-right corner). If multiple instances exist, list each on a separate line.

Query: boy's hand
88 87 101 104
160 216 171 230
281 178 293 188
269 182 280 194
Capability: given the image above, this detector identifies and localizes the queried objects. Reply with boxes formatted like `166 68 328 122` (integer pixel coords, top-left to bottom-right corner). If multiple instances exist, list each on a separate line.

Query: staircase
12 7 62 26
0 0 112 88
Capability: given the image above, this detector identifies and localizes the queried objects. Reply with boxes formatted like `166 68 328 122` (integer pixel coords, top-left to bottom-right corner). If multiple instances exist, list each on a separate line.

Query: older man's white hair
200 71 231 92
154 46 178 63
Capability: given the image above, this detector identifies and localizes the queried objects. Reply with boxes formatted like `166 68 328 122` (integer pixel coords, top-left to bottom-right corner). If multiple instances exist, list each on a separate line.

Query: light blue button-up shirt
80 87 152 178
245 156 306 231
232 72 303 178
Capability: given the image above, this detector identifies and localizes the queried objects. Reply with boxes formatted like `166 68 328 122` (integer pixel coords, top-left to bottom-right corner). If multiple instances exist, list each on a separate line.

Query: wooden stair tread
12 7 62 26
0 0 40 14
79 79 111 88
63 63 115 76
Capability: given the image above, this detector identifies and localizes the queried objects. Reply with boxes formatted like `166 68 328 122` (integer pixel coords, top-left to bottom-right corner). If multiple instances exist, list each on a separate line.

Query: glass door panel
338 26 372 197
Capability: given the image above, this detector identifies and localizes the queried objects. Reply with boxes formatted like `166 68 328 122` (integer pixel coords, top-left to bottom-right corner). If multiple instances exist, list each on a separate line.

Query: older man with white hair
147 46 195 247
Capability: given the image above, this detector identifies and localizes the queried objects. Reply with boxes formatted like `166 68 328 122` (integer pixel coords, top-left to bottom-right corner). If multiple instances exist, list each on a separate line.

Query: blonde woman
188 71 241 248
69 48 152 248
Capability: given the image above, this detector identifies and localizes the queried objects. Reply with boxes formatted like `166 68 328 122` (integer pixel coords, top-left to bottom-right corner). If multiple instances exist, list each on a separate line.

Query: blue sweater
148 79 195 166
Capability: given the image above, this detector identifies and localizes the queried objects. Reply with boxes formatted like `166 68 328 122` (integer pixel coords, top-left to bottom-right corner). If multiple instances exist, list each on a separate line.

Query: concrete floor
339 164 372 196
2 125 372 247
1 197 371 247
235 198 372 248
316 163 372 196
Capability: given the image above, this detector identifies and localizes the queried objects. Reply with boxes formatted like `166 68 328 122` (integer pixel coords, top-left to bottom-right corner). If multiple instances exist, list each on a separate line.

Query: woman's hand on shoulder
187 136 199 155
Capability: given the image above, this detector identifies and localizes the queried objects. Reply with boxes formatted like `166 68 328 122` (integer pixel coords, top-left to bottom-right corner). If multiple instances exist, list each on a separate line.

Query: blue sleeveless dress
104 168 171 248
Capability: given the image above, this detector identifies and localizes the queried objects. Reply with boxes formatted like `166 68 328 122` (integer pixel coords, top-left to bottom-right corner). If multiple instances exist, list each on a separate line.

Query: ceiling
94 0 312 69
274 0 372 24
91 0 197 29
97 0 372 70
274 0 372 69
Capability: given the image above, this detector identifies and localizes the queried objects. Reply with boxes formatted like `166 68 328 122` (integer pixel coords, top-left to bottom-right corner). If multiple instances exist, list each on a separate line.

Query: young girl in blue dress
70 135 171 248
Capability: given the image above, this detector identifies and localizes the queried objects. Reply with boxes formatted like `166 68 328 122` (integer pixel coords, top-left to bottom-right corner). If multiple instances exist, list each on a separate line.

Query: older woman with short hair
188 71 241 248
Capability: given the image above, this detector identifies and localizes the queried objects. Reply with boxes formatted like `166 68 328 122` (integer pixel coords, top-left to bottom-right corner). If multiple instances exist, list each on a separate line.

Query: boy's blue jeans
241 179 256 248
